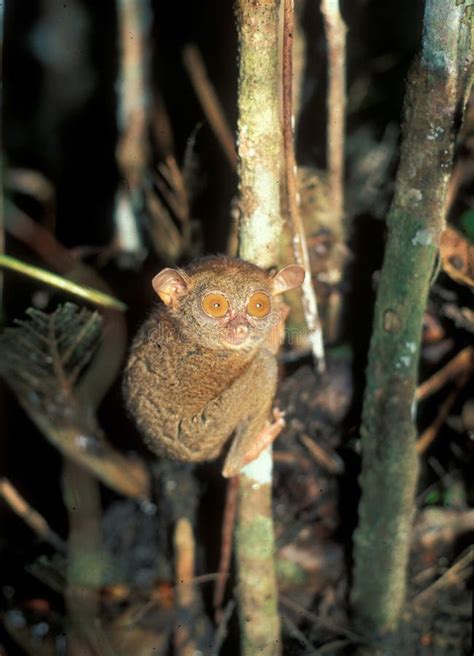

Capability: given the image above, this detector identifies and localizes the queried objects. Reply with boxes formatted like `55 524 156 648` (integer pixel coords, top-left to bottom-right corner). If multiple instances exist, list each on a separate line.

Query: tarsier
123 255 304 477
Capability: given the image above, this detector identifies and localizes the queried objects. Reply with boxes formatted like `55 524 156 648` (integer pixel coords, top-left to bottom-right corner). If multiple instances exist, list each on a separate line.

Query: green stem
351 0 473 640
0 254 126 311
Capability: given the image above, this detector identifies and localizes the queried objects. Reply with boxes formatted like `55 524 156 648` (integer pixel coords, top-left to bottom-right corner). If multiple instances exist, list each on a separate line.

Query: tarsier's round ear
271 264 305 295
152 268 190 307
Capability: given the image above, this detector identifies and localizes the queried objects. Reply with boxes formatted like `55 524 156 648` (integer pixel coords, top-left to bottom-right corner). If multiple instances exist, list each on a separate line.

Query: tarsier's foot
222 408 286 478
241 407 286 467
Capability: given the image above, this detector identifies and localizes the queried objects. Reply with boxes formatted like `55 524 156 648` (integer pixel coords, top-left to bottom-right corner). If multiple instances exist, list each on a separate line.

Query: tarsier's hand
222 407 286 478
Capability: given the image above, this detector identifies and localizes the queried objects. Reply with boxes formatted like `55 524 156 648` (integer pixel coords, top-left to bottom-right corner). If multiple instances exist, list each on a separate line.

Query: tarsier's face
189 279 277 351
152 257 305 352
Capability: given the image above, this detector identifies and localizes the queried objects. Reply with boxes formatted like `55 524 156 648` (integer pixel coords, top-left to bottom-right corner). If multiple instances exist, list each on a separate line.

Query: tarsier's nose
235 323 249 337
225 317 251 345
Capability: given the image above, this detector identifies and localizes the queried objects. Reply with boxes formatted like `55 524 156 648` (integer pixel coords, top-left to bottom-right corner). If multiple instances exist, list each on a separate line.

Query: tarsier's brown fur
123 255 304 477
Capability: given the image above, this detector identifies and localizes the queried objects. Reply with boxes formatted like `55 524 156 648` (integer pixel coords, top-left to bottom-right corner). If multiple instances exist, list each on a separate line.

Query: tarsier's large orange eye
246 291 271 318
201 292 229 318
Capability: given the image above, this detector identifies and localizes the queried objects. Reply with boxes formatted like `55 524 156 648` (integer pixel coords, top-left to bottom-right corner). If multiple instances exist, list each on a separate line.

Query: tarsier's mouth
223 335 249 347
222 329 250 346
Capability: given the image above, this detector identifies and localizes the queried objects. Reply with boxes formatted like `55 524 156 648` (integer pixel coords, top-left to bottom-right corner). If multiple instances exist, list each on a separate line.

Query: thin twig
281 612 315 651
146 188 184 262
299 433 345 474
282 0 325 373
183 44 237 170
156 157 191 225
416 346 473 401
174 517 199 656
0 478 66 552
214 476 239 619
313 639 352 654
411 547 474 610
125 572 224 627
280 594 362 643
0 254 126 311
211 599 236 656
153 156 192 252
320 0 347 224
416 373 470 454
5 203 77 271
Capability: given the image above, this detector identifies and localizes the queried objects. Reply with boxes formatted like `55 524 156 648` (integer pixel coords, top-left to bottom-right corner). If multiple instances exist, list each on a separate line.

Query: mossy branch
234 0 283 654
351 0 473 640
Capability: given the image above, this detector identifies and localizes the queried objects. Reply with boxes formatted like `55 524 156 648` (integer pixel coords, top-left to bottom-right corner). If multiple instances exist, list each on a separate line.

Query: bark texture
236 0 283 269
234 1 283 654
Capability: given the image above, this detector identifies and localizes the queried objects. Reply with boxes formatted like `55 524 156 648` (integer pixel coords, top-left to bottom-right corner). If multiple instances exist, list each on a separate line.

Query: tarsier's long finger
241 408 286 467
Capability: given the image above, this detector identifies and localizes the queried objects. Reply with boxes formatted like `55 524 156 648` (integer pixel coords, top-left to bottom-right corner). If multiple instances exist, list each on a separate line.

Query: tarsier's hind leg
189 348 280 475
216 348 283 478
146 348 280 470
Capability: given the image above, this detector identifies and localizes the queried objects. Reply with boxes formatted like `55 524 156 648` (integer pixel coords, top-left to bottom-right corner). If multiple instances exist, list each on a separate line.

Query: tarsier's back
123 255 304 477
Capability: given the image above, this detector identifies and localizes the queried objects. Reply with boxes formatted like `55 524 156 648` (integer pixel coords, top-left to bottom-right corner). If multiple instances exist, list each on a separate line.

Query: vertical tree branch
236 0 283 269
234 1 283 654
320 0 347 344
213 476 239 618
173 518 198 656
320 0 346 226
114 0 151 260
291 0 307 125
283 0 325 372
183 44 237 170
351 0 473 640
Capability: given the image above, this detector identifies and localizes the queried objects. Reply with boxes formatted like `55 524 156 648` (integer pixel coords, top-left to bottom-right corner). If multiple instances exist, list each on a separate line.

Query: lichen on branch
234 1 283 654
235 0 283 270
